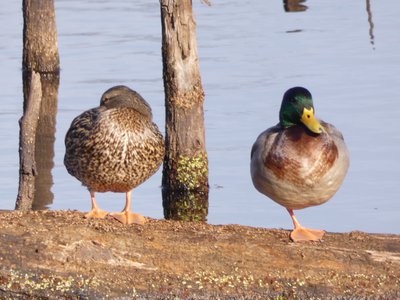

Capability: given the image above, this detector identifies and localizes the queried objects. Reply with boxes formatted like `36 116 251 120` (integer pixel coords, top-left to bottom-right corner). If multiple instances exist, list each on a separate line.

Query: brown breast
264 125 338 187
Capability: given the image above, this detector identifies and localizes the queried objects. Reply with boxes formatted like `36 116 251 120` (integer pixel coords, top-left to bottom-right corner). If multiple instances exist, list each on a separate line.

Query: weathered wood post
16 72 43 210
160 0 209 221
16 0 60 210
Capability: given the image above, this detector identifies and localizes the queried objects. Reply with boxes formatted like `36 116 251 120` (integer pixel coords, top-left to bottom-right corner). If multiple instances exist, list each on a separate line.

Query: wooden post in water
16 72 42 210
160 0 209 221
16 0 60 210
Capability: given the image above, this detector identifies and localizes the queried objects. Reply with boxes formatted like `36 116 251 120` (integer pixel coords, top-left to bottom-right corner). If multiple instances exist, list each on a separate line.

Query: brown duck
64 85 164 224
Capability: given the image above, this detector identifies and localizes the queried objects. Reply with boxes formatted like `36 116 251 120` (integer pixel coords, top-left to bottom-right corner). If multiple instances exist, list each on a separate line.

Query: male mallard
250 87 349 242
64 85 164 225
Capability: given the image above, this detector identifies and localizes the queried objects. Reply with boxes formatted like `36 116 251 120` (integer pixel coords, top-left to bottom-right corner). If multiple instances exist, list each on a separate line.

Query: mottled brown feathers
64 87 164 194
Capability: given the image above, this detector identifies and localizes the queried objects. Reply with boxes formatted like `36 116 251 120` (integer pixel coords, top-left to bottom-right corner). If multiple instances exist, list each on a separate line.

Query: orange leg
287 209 325 242
110 191 145 225
84 191 108 219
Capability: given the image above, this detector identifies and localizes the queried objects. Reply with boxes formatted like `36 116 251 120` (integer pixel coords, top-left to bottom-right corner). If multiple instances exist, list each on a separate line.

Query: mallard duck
250 87 349 242
64 85 164 225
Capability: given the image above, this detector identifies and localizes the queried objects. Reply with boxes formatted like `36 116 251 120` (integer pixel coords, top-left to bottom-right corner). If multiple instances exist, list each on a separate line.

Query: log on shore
0 210 399 299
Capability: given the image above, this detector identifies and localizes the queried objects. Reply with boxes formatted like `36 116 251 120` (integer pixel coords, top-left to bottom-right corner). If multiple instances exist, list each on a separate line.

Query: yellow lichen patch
2 269 100 295
176 153 208 190
174 192 208 222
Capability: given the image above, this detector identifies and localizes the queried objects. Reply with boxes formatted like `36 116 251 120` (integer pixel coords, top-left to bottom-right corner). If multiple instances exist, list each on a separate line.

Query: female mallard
64 85 164 225
250 87 349 242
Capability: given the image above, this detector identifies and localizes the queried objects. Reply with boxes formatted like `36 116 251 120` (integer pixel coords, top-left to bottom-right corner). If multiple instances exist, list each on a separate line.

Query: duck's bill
300 107 325 134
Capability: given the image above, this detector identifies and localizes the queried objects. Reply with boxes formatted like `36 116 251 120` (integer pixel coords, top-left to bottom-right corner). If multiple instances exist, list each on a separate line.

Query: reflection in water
26 72 59 210
162 190 209 222
286 29 303 34
283 0 308 12
366 0 375 49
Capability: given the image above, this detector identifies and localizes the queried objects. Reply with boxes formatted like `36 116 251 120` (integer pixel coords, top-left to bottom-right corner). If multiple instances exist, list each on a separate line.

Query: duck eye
307 114 310 118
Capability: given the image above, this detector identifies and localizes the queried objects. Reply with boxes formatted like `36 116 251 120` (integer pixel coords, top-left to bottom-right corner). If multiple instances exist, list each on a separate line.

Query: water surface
1 0 399 234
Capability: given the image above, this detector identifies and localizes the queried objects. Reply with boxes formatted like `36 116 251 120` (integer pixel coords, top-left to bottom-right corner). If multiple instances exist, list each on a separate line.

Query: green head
279 87 324 134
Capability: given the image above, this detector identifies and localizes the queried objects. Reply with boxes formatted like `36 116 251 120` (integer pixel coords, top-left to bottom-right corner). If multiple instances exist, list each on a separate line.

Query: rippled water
1 0 399 234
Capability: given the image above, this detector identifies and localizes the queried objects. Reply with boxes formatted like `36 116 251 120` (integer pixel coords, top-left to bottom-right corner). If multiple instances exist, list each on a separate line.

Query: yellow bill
300 107 325 134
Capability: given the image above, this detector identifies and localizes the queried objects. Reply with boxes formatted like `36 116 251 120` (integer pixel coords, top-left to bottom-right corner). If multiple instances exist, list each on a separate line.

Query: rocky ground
0 210 399 299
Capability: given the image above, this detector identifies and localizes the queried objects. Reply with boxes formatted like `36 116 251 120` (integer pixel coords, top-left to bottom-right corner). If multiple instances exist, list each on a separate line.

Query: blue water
1 0 399 234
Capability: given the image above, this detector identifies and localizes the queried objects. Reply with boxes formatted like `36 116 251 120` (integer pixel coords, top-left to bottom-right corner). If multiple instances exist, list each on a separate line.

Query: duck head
279 87 324 134
100 85 153 119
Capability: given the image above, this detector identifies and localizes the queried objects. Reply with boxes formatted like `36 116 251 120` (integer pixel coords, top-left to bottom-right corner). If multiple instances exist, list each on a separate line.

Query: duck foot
111 211 145 225
84 208 109 219
290 227 325 242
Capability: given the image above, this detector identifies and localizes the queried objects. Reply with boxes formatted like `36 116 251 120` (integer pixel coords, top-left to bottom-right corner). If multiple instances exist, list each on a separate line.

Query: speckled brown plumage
64 85 164 224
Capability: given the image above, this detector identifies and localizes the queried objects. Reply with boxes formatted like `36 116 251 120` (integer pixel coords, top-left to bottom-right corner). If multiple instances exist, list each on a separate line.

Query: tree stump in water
16 0 60 210
160 0 209 221
16 72 42 210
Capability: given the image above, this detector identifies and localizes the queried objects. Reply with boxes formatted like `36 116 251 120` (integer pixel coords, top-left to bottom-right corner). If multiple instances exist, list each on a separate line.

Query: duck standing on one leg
250 87 349 242
64 85 164 225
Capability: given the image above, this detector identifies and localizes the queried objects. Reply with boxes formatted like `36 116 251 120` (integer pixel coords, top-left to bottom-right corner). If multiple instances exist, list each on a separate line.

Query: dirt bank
0 210 399 299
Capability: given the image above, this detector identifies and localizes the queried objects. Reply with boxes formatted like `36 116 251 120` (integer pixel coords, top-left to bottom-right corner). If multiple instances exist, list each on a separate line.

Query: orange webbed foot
290 227 325 242
111 211 146 225
84 208 109 219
